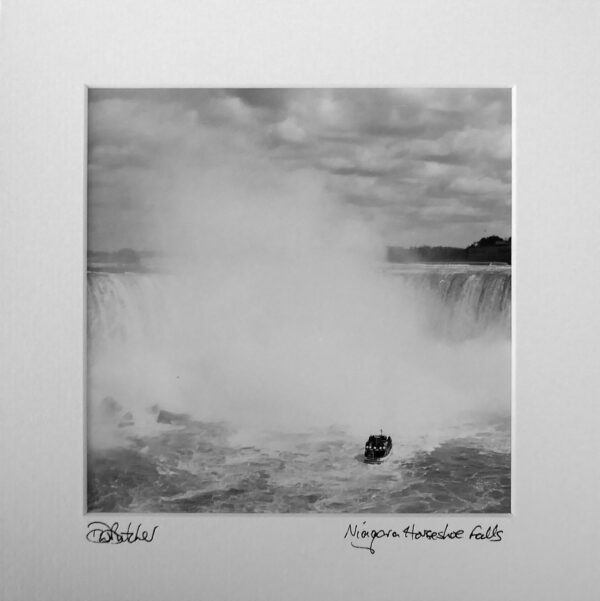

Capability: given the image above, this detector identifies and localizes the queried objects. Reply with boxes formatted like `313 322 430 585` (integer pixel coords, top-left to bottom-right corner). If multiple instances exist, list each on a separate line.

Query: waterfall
87 272 173 350
386 265 511 340
87 264 511 438
88 265 511 347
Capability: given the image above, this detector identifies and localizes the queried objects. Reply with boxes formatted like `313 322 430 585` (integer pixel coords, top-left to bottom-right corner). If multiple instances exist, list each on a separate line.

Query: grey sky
88 88 511 250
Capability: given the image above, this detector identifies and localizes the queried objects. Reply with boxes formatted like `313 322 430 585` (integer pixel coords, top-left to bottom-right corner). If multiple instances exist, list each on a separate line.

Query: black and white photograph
8 1 600 599
87 88 512 513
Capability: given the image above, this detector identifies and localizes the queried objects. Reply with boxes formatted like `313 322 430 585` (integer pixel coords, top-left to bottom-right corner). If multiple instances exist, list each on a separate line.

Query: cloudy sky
88 88 511 251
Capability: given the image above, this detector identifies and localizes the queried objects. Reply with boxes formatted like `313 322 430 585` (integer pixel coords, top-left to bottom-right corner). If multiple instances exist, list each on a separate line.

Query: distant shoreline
387 237 511 265
385 260 510 266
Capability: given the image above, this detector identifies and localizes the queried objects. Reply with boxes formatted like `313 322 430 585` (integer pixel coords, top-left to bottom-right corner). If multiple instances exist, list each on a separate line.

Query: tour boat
364 430 392 463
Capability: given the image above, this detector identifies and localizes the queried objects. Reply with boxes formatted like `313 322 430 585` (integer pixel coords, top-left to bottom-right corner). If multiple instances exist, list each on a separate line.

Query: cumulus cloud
271 118 307 144
88 88 511 250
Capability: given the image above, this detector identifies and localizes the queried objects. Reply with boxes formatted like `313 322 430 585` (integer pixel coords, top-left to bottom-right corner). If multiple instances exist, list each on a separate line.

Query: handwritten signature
86 521 158 544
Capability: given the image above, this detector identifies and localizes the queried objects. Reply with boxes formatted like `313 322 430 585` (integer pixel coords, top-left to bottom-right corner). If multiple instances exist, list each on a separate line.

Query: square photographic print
86 88 511 513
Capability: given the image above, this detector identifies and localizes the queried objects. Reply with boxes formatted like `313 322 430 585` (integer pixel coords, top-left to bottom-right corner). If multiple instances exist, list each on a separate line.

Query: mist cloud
87 88 511 444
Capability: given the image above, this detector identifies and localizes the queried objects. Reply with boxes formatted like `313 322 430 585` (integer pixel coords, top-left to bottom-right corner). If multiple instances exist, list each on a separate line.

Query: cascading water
385 264 511 340
87 262 511 513
88 265 511 347
87 272 173 350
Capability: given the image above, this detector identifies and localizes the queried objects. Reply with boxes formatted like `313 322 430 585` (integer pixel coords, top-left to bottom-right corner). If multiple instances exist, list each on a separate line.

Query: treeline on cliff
87 248 157 272
387 236 511 265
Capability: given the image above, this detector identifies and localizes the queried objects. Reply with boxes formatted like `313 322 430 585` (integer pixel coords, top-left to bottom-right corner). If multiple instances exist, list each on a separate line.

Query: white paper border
3 1 600 599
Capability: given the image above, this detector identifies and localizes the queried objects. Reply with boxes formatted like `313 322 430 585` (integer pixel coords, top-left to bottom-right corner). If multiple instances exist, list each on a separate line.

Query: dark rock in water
157 409 190 425
118 411 134 428
100 396 122 417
